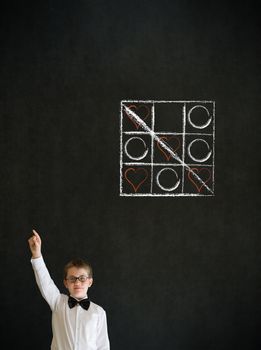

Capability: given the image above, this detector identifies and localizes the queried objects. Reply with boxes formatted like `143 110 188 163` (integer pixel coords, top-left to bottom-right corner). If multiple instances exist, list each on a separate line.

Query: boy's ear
89 278 93 287
64 279 69 289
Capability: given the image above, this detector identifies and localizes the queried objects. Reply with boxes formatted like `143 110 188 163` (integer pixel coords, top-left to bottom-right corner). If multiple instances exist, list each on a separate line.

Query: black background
1 1 261 349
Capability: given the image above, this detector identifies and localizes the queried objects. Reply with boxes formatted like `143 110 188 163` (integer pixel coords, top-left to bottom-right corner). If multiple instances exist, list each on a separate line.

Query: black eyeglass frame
66 275 91 283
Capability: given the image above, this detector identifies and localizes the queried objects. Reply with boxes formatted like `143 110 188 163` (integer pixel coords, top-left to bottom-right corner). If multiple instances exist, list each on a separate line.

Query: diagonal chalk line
123 105 214 194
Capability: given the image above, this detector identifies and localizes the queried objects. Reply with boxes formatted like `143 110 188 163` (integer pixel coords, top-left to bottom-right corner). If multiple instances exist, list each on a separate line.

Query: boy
28 229 110 350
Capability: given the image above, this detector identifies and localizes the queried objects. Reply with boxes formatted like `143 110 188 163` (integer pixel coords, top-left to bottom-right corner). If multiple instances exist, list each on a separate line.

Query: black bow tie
68 296 90 310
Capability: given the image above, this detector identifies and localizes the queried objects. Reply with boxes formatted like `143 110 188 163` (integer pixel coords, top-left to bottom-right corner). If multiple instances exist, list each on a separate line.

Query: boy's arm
28 229 60 310
97 309 110 350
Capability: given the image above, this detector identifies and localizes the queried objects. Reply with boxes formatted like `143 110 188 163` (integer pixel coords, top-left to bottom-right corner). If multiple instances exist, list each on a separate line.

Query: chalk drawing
120 100 215 197
124 137 149 161
156 167 181 192
187 138 212 163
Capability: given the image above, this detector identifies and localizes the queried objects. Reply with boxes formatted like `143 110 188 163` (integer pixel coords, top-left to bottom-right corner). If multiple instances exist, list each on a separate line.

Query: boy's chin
71 292 86 299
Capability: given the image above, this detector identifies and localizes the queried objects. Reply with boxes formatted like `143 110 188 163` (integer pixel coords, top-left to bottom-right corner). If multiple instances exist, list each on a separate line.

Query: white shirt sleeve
96 308 110 350
31 256 60 311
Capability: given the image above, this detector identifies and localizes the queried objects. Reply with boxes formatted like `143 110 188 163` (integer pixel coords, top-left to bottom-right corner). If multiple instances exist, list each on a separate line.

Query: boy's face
64 266 93 299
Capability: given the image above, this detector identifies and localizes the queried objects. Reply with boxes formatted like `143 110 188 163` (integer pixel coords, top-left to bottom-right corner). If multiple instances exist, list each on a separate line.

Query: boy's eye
67 275 89 283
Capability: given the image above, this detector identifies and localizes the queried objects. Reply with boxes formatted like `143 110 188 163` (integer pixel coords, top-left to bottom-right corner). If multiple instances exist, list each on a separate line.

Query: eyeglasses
66 275 91 283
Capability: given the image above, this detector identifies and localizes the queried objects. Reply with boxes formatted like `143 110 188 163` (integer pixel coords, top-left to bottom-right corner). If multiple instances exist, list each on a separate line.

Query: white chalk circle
187 138 212 163
156 167 180 192
188 105 212 129
124 137 149 161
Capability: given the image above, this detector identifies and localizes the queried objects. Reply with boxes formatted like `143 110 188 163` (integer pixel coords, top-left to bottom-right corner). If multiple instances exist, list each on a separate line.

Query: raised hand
28 229 42 259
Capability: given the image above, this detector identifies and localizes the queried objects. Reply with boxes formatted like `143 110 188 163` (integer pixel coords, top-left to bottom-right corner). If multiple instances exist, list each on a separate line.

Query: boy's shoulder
90 300 106 310
90 300 107 314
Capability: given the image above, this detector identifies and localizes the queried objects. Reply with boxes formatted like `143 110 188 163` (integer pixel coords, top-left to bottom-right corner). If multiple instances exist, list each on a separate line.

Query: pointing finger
32 229 40 238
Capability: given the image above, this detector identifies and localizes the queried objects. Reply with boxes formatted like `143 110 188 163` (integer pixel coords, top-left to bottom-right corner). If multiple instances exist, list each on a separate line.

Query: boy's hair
63 258 93 279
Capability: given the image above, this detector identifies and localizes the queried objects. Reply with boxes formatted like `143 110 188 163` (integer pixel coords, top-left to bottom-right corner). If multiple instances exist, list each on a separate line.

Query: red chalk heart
124 167 149 192
157 136 180 161
125 104 150 130
188 167 212 193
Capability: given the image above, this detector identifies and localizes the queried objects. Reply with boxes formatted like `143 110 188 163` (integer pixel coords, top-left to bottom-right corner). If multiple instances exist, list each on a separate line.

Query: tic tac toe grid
120 100 215 197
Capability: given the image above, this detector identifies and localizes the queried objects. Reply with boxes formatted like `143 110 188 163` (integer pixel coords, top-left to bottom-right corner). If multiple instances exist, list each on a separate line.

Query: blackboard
1 1 261 349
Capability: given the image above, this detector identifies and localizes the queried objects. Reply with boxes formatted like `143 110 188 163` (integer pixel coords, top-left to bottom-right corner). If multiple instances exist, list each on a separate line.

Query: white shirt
31 256 110 350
